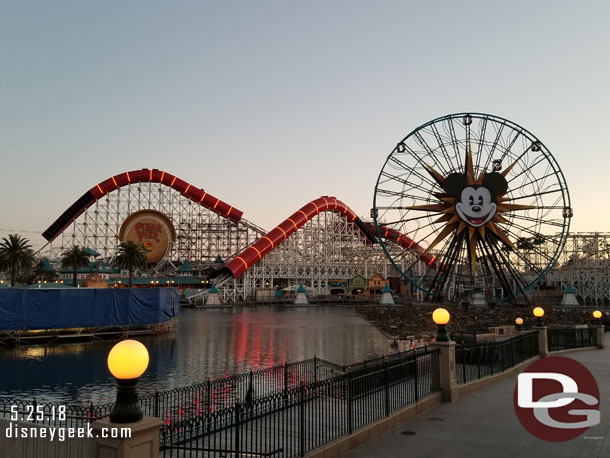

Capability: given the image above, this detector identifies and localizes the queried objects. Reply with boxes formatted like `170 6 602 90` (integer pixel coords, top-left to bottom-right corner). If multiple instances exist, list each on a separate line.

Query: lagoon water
0 306 395 405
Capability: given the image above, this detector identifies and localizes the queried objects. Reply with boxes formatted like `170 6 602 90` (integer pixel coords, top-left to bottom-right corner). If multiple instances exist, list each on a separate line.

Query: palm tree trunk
73 266 77 287
129 267 133 288
10 266 15 287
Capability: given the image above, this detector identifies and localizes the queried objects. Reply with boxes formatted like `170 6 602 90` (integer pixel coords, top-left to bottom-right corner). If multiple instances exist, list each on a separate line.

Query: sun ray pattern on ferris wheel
373 113 572 303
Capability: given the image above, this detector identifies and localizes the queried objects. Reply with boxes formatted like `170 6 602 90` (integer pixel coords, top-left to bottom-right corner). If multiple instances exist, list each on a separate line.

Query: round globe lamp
515 317 523 331
107 340 149 423
533 307 544 326
432 308 450 342
593 310 602 325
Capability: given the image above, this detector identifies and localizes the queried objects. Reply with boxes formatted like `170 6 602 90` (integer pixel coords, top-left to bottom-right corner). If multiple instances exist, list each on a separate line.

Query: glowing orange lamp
432 308 450 342
533 307 544 326
107 340 149 423
515 317 523 331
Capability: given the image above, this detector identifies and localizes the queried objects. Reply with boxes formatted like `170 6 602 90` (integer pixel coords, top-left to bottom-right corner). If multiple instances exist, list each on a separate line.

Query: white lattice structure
44 182 266 275
544 232 610 304
244 212 394 296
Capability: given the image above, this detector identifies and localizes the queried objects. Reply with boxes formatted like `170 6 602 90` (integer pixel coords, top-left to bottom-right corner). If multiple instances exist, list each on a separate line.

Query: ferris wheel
373 113 572 302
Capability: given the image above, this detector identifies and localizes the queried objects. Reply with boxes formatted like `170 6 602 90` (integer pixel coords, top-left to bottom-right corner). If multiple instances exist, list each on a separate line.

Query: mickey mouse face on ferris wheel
442 172 509 228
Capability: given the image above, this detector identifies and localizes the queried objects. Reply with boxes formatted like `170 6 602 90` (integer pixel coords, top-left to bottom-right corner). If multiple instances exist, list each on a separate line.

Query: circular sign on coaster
513 356 600 442
119 210 176 263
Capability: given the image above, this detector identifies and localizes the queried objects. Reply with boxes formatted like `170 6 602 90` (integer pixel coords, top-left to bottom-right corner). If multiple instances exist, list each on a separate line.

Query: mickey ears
441 172 509 196
483 172 508 195
442 173 467 196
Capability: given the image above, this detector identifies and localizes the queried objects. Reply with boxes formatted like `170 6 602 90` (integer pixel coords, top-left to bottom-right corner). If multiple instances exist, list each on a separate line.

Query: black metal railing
548 327 597 352
137 357 343 424
0 357 346 428
455 331 539 384
159 348 440 457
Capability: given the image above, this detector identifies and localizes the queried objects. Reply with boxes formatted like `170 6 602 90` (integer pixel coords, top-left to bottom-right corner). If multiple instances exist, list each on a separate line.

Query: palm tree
0 234 35 286
112 241 148 287
61 246 90 287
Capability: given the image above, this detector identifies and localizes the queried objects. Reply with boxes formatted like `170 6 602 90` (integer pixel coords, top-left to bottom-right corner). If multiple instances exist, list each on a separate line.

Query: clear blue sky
1 1 609 250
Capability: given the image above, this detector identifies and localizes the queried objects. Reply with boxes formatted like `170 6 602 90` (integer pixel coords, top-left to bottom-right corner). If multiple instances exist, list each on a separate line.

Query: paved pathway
344 346 610 458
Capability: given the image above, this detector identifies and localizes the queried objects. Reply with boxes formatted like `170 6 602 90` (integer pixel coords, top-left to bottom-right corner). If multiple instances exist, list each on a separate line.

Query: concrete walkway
344 346 610 458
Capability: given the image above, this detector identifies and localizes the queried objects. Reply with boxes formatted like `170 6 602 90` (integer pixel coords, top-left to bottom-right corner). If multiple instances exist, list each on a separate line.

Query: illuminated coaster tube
224 196 376 278
42 168 243 242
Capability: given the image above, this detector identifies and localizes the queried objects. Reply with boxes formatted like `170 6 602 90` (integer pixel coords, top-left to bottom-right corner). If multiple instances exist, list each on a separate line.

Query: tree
34 258 57 282
61 246 90 287
0 234 35 286
112 241 148 287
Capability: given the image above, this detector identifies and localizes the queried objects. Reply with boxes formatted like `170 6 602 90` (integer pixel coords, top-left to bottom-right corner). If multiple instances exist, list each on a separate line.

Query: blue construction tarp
0 288 178 331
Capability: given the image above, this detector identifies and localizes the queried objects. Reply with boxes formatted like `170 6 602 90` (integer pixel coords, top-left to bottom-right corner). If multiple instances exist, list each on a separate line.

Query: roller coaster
39 168 431 302
36 167 609 305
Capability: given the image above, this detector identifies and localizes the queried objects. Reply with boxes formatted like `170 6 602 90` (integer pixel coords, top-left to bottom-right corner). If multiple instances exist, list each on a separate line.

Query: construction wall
0 288 178 331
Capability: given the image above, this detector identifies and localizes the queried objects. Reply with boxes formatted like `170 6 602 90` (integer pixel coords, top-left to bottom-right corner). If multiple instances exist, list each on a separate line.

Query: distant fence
548 327 598 352
455 331 539 384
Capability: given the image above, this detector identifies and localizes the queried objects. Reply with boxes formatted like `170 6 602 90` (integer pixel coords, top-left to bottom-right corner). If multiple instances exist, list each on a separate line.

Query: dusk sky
1 1 609 250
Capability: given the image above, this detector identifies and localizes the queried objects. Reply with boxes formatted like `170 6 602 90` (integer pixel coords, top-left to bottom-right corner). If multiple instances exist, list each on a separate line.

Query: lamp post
107 340 149 423
433 308 450 342
533 307 544 327
593 310 602 325
515 317 523 331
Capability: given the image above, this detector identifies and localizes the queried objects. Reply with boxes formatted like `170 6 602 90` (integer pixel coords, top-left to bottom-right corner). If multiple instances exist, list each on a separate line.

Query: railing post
489 346 494 376
32 398 37 424
283 361 289 407
429 341 458 402
535 326 549 357
234 401 241 458
347 368 353 434
313 355 318 384
207 378 212 412
593 324 606 349
299 382 306 457
154 390 159 418
500 342 505 372
383 356 390 416
414 351 419 401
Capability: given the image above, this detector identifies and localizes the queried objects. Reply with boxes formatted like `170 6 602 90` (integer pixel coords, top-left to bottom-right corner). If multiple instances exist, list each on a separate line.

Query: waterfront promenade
344 345 610 458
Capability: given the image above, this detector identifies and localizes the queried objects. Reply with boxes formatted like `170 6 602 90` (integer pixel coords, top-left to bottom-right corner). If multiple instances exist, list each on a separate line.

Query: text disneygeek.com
4 423 132 441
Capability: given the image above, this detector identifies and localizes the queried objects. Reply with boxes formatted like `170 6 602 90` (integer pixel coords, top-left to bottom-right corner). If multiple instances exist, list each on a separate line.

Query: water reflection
0 307 393 404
